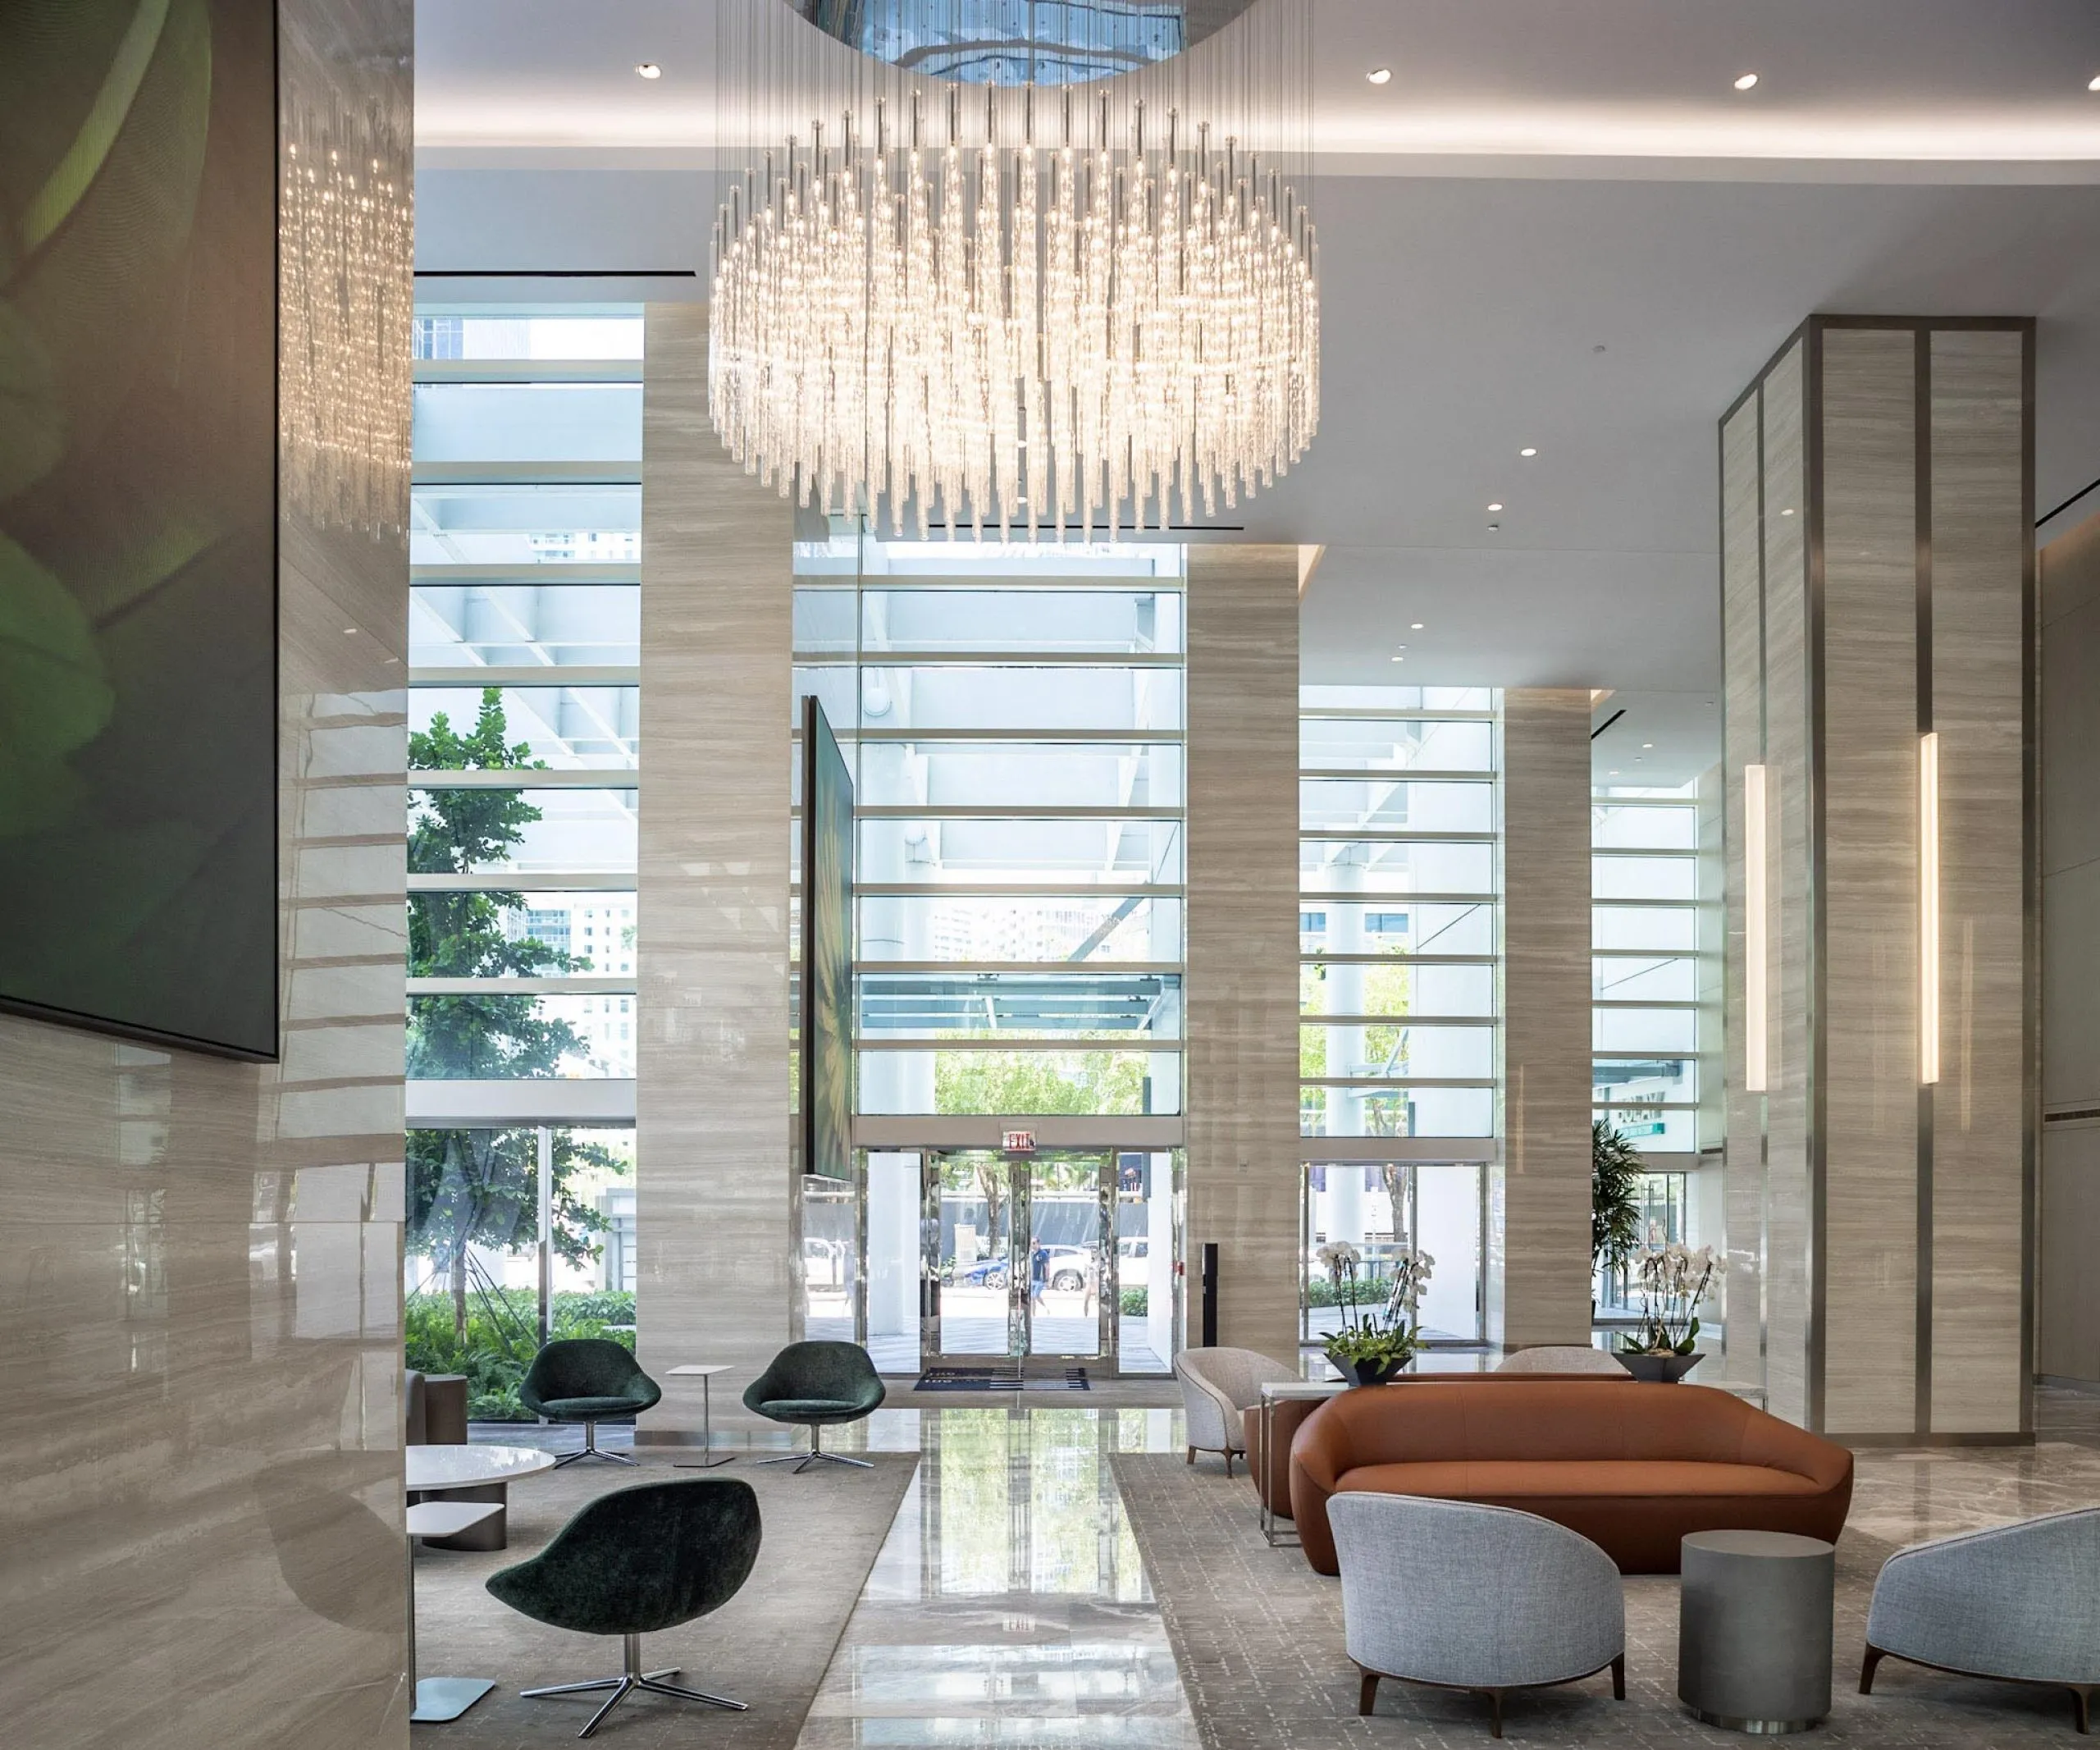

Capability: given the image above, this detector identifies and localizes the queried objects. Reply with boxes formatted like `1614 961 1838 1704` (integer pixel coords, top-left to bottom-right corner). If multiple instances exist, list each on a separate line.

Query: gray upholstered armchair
486 1478 761 1739
520 1338 662 1469
1172 1347 1299 1475
1863 1507 2100 1732
1495 1346 1630 1374
743 1341 885 1472
1331 1493 1626 1739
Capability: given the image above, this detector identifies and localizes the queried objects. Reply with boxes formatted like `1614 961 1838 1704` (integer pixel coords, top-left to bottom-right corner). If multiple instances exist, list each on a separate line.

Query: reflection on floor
796 1406 1199 1749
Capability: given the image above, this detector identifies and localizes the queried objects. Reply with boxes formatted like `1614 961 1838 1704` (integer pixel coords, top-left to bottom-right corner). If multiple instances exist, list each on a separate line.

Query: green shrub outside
1119 1287 1147 1315
1304 1276 1395 1309
404 1289 636 1421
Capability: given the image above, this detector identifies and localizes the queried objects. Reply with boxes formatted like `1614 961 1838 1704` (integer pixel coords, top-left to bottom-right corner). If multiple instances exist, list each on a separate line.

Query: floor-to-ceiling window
1298 688 1499 1351
797 533 1186 1374
403 308 642 1417
1591 775 1720 1318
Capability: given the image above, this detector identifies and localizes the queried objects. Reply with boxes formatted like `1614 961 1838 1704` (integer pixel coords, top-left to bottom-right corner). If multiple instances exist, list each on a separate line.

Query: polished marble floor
795 1405 1200 1749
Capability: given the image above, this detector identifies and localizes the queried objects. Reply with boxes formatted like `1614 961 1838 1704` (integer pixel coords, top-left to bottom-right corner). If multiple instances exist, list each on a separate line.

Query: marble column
1721 318 2034 1440
634 304 798 1440
0 0 414 1741
1185 545 1301 1362
1491 689 1596 1350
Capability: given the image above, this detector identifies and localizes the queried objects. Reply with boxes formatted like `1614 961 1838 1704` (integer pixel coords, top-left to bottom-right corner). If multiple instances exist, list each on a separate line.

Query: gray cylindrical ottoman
1678 1529 1835 1734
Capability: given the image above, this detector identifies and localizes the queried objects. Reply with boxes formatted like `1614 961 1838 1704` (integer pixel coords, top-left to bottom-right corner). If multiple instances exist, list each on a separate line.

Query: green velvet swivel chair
486 1478 761 1739
519 1338 661 1469
742 1340 885 1472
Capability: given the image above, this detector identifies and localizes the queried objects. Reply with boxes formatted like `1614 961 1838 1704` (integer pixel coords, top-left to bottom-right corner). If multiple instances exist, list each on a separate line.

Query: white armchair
1863 1507 2100 1732
1331 1493 1626 1739
1171 1346 1299 1476
1495 1346 1630 1375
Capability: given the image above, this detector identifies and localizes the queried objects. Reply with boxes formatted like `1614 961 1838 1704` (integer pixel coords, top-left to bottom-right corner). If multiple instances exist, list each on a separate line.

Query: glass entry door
923 1150 1112 1373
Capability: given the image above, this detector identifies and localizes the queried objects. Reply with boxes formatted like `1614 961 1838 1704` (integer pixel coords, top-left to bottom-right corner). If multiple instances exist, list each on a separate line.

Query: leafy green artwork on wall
0 0 277 1057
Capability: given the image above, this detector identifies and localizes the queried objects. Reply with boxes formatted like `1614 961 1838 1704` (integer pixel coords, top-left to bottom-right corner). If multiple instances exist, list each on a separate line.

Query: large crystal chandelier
709 1 1317 537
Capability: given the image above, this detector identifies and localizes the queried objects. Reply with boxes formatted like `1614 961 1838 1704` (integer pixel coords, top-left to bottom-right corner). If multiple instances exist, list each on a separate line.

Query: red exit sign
1002 1131 1037 1154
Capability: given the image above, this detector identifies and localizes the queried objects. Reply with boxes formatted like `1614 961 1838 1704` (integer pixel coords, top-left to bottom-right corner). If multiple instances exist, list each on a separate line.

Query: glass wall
1591 779 1717 1316
794 535 1187 1122
404 309 643 1413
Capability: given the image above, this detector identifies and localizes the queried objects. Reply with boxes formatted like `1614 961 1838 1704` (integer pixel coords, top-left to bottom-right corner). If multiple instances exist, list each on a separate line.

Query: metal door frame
920 1148 1114 1377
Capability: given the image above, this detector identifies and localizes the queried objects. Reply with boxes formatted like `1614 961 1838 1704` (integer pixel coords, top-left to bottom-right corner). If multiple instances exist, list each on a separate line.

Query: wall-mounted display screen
0 0 278 1058
803 697 855 1179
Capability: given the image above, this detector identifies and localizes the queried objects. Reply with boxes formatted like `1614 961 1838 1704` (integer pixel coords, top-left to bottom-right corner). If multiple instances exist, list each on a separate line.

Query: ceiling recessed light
1487 502 1504 512
1367 66 1393 85
1609 770 1620 776
1519 446 1537 458
343 626 359 635
2089 73 2100 92
1390 656 1405 663
1410 622 1425 630
1733 72 1759 91
637 62 663 79
1641 742 1654 749
1781 506 1796 516
1487 521 1501 531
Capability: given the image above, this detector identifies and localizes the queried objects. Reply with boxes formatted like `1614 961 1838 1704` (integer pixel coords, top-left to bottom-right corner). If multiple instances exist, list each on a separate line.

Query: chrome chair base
751 1425 873 1473
523 1634 746 1739
548 1420 637 1469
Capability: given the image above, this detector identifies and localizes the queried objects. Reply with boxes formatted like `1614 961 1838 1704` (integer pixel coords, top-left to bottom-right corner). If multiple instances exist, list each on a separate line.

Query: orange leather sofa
1290 1379 1852 1575
1243 1373 1624 1524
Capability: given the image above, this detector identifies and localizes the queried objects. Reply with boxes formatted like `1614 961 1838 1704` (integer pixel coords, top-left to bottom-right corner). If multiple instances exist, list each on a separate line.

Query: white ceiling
414 0 2100 778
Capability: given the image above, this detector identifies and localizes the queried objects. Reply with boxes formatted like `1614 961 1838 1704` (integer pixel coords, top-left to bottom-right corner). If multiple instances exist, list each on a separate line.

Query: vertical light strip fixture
1919 732 1940 1085
1743 764 1769 1093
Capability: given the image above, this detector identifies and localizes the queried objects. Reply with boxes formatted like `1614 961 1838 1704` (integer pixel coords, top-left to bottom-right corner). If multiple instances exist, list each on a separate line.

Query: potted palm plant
1591 1118 1643 1313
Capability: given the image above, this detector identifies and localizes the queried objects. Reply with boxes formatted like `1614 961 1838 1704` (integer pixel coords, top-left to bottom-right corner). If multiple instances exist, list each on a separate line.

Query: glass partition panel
409 892 636 977
1592 906 1698 951
860 665 1184 732
862 589 1184 654
1594 1057 1699 1103
865 1150 922 1374
411 383 642 464
1300 717 1495 772
409 483 639 566
413 584 639 668
1301 900 1497 957
1299 1085 1495 1137
1591 955 1697 1002
934 1153 1016 1360
1300 959 1495 1017
411 687 639 768
410 788 637 875
1300 686 1493 712
860 816 1182 884
1026 1154 1105 1361
802 1173 860 1343
405 1123 636 1420
1415 1163 1483 1341
1298 779 1495 834
859 1049 1179 1116
859 972 1181 1041
416 314 643 359
856 742 1184 810
409 994 635 1078
857 893 1182 963
1301 839 1497 896
1591 804 1698 850
1594 1006 1698 1053
1114 1152 1177 1374
1300 1023 1495 1081
1592 854 1697 901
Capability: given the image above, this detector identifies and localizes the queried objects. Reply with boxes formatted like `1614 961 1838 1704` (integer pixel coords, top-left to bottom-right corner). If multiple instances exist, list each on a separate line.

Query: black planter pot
1330 1355 1406 1387
1616 1350 1702 1383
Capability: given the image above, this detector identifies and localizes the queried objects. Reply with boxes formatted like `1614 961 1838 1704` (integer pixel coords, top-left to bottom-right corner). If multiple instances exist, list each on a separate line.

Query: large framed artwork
802 696 855 1181
0 0 280 1058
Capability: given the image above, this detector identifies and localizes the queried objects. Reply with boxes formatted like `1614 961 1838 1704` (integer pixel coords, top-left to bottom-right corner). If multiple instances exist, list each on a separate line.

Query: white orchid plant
1621 1241 1723 1357
1318 1239 1436 1378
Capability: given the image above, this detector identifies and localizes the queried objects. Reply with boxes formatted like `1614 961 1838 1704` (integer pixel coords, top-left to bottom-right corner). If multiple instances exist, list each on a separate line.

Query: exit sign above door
1002 1131 1037 1154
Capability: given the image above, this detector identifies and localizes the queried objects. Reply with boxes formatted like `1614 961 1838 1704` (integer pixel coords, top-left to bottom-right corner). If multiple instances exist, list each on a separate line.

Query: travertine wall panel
1185 546 1300 1362
1495 689 1594 1349
635 304 797 1436
0 0 415 1739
